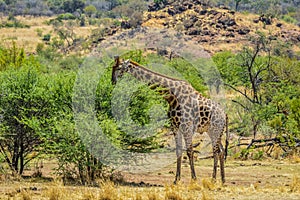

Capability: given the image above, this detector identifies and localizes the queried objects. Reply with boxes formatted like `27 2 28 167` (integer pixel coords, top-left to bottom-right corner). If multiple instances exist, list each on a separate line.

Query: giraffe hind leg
219 143 225 183
212 145 218 181
212 144 226 183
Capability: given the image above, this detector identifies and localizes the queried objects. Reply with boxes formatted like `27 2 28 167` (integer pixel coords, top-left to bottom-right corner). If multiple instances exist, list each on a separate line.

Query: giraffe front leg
174 155 182 184
174 131 183 184
187 146 196 180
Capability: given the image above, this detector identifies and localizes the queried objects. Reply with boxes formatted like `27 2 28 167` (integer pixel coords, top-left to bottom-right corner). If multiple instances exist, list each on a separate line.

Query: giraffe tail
224 114 229 161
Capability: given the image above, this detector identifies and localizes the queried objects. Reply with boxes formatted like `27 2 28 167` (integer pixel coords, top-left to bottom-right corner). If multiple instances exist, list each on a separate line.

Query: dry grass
98 181 119 200
0 16 53 52
1 158 300 200
20 189 32 200
0 177 299 200
290 176 300 192
201 178 216 191
147 190 160 200
0 16 98 53
165 184 184 200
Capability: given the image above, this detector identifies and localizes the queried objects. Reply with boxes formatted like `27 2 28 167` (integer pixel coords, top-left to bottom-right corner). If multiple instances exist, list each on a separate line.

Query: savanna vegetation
1 33 299 182
0 0 299 26
0 0 300 199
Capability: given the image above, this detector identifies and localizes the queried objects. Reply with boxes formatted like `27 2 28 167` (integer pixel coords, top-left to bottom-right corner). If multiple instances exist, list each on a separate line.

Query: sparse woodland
0 0 300 199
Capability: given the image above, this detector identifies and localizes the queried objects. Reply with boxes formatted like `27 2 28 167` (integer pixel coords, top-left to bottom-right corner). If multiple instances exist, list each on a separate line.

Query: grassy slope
0 16 98 53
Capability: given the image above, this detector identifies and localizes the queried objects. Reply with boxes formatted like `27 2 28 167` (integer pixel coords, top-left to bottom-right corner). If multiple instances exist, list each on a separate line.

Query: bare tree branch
0 141 16 174
231 100 249 111
224 83 255 104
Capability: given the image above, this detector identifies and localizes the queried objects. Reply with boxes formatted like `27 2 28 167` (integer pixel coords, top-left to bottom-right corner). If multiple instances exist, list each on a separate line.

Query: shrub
57 13 76 21
84 5 97 17
0 20 30 28
0 42 26 70
128 11 143 27
42 33 51 42
281 14 297 24
36 28 43 37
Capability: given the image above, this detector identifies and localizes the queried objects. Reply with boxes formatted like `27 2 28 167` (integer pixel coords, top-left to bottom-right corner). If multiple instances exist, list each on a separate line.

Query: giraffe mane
128 60 189 83
128 59 204 98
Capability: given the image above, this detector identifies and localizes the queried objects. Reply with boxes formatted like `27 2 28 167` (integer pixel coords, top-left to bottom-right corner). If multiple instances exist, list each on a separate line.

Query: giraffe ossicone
112 56 229 183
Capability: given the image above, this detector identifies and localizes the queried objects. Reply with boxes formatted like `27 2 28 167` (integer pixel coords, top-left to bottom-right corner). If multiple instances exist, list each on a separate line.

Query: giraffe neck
124 60 207 110
126 61 182 89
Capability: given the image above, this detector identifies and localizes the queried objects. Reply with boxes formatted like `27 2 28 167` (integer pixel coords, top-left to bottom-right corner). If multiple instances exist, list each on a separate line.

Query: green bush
58 55 83 70
57 13 77 21
253 150 264 160
281 14 297 24
42 33 51 41
84 5 97 17
0 20 30 28
0 42 28 71
0 63 52 174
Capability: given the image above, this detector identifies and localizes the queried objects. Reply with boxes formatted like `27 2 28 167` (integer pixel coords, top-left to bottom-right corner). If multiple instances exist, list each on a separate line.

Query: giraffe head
111 56 130 85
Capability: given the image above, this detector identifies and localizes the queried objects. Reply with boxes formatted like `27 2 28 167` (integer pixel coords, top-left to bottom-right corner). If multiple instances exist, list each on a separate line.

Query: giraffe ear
113 56 120 67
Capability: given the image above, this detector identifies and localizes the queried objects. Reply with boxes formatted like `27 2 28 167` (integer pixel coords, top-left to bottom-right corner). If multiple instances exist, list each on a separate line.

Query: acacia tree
40 71 106 185
215 33 300 155
223 33 272 139
0 63 55 175
50 19 80 53
84 4 97 17
0 45 104 182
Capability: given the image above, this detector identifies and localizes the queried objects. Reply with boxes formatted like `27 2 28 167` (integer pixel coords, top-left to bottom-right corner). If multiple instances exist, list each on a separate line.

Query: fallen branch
247 138 280 149
198 155 214 160
236 143 251 147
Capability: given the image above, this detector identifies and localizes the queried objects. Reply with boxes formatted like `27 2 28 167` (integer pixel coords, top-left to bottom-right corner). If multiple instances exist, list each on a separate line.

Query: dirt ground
0 157 300 200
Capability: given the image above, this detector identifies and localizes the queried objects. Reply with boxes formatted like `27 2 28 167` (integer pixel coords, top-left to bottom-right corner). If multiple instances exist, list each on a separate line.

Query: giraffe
111 56 229 183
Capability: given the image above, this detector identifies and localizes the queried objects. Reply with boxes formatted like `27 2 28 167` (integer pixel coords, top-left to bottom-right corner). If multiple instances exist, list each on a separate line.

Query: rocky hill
142 0 300 54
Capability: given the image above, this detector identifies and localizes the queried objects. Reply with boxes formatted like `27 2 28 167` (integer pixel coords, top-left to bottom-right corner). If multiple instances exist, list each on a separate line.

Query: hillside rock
144 2 242 45
237 27 250 35
142 0 300 53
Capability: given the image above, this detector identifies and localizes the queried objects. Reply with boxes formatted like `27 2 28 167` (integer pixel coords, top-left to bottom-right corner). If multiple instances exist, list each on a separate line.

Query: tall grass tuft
165 190 183 200
20 189 32 200
47 187 64 200
135 192 143 200
98 181 118 200
164 183 184 200
188 182 202 191
290 176 300 192
144 188 162 200
201 179 215 191
201 191 214 200
147 190 159 200
81 190 96 200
